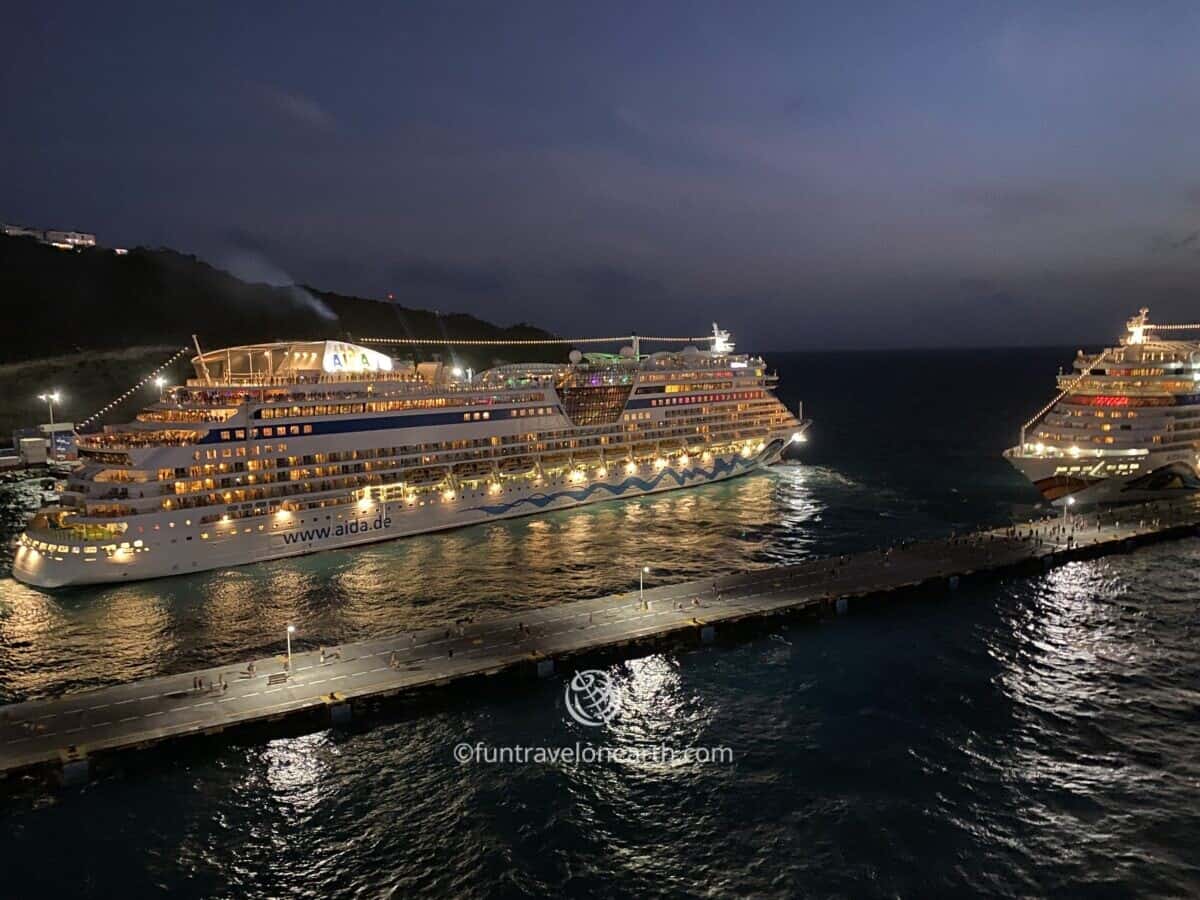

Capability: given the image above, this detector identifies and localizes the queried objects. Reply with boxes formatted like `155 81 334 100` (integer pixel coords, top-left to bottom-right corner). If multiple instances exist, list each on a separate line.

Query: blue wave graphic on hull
470 454 754 516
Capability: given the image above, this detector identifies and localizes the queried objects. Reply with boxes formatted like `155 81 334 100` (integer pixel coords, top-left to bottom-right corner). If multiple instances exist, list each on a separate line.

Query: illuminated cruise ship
1005 308 1200 506
13 326 808 588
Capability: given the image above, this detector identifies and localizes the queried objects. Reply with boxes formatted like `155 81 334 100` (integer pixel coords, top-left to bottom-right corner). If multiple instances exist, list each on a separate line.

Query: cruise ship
1005 309 1200 506
13 326 808 588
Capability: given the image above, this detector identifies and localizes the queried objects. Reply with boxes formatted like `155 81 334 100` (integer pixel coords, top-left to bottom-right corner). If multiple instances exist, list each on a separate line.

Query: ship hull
13 442 789 589
1004 447 1200 507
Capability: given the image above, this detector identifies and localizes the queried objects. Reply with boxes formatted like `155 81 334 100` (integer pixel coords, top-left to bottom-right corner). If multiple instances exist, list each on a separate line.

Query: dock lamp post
286 624 295 672
1064 495 1075 523
37 391 60 426
154 376 166 401
639 565 650 605
38 392 61 461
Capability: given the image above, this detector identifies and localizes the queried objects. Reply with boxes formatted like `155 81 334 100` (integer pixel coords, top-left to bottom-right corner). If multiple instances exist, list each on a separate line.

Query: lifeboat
540 452 572 471
403 466 450 487
452 461 493 480
499 456 536 476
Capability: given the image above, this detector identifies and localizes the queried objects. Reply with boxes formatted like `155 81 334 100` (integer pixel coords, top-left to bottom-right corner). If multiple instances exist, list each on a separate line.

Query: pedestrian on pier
588 612 594 626
248 661 256 677
389 651 399 669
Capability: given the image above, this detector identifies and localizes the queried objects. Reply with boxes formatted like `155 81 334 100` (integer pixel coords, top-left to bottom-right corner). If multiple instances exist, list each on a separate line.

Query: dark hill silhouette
0 234 556 364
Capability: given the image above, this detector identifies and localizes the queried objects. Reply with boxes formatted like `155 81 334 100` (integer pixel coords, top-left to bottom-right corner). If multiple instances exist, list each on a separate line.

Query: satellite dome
568 349 583 364
618 346 636 358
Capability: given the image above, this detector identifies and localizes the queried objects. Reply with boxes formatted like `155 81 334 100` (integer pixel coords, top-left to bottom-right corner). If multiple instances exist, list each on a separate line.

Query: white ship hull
1004 447 1200 507
14 443 787 589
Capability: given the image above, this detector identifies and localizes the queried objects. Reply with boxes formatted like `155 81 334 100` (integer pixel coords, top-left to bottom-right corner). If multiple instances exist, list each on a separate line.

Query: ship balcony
77 429 203 451
1007 441 1151 460
67 479 167 501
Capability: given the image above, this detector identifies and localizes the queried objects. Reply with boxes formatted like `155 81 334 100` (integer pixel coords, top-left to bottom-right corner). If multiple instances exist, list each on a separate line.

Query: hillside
0 234 556 365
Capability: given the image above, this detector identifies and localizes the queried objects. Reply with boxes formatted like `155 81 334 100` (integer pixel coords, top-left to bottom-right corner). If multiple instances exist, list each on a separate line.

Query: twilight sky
6 1 1200 349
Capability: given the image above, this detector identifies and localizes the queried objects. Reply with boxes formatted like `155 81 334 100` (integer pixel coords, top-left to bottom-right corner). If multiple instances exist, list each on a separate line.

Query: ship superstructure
1005 309 1200 505
13 327 808 588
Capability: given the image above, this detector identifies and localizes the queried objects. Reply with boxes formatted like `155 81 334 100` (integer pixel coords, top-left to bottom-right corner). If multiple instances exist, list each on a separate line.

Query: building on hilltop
3 223 97 249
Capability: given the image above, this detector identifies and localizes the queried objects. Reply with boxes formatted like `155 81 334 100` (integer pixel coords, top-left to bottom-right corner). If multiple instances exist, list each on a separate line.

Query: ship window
303 425 313 434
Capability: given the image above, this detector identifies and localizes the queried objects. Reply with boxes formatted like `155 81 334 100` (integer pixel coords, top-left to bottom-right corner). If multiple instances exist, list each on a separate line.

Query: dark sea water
1 348 1198 898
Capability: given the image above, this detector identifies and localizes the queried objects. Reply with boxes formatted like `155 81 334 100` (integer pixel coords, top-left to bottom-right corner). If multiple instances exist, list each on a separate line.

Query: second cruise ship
1005 308 1200 506
13 326 808 588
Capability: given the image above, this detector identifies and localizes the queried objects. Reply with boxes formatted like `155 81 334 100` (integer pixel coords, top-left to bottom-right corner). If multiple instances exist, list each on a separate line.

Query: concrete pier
2 498 1198 781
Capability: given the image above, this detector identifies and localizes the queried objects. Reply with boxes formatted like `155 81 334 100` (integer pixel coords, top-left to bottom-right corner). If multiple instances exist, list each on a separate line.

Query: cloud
254 84 335 132
1161 229 1200 251
951 182 1082 223
570 264 665 301
387 259 511 299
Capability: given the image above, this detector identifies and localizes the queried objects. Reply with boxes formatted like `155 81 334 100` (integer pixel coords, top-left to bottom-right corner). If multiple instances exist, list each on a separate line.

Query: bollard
835 597 849 615
536 658 555 679
700 625 715 644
